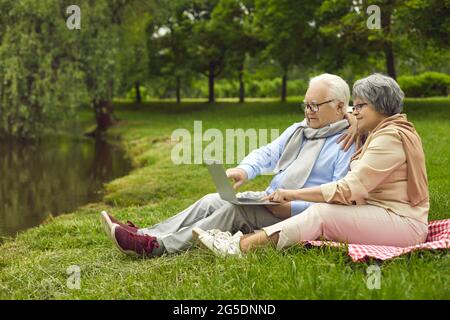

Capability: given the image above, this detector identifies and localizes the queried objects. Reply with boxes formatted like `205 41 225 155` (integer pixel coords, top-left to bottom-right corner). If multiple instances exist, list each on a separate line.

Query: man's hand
226 167 248 189
265 202 291 219
262 188 298 203
337 112 358 151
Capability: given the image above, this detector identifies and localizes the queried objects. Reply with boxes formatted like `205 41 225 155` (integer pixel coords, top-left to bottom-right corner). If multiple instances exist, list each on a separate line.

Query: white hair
309 73 350 107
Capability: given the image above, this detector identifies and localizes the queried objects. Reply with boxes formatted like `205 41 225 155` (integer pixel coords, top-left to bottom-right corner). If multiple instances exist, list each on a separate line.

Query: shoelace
128 232 159 253
206 229 232 239
126 220 139 228
204 230 242 242
211 231 242 255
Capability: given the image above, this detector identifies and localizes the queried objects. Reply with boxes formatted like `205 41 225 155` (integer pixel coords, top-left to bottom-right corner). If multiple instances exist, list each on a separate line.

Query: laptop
205 160 279 205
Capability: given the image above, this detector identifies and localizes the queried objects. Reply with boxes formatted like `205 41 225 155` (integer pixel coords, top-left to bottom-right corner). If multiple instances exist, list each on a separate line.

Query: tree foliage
0 0 448 138
0 0 87 138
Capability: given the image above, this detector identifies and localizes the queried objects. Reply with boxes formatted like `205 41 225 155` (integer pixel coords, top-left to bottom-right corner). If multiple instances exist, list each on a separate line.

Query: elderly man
197 73 429 257
100 73 357 258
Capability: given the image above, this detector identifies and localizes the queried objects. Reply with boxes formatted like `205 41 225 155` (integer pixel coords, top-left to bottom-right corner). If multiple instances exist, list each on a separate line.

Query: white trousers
263 203 428 250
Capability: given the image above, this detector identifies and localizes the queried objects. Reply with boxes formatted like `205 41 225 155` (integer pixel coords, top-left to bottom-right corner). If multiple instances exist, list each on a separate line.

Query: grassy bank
0 98 449 299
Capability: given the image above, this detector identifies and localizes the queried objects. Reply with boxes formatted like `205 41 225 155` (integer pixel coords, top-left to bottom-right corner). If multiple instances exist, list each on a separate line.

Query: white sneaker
192 227 243 257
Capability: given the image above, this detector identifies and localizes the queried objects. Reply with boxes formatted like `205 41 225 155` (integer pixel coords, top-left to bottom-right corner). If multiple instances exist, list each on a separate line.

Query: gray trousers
138 192 282 253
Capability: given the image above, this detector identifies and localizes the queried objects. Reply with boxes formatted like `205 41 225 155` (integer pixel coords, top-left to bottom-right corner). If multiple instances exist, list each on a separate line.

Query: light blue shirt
237 120 356 216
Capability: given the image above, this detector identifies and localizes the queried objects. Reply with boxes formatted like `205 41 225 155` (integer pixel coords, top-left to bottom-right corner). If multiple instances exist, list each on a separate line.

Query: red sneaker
101 211 140 240
111 224 159 257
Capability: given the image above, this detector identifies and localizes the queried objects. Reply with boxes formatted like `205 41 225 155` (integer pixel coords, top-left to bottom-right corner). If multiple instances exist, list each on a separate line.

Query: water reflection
0 137 132 238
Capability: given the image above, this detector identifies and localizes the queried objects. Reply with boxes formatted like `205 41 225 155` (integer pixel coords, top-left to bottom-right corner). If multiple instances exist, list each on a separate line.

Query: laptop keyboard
237 198 262 202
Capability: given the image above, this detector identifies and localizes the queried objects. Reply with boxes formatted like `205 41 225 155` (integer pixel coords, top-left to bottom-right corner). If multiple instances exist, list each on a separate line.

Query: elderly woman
195 73 429 256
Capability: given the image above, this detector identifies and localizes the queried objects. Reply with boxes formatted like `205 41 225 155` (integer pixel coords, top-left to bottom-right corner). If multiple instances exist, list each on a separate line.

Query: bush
136 77 308 100
398 72 450 97
287 79 308 97
125 85 149 101
213 78 307 98
252 79 281 97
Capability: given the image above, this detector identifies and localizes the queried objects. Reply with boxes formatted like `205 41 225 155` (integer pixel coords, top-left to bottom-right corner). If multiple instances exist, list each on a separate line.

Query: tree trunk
239 65 245 103
385 43 396 80
86 99 115 138
382 5 396 80
281 70 287 102
0 76 3 108
208 62 215 103
135 81 142 104
176 75 181 104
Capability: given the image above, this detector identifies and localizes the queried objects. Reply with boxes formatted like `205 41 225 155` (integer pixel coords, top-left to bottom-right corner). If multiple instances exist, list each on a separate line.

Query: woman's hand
337 112 358 151
262 189 298 203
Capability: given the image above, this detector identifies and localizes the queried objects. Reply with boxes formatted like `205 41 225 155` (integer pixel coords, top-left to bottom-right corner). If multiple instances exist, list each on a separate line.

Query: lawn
0 98 449 299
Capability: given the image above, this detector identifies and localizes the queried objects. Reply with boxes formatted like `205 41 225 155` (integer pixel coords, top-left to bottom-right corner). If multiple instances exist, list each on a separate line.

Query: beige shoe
192 227 243 257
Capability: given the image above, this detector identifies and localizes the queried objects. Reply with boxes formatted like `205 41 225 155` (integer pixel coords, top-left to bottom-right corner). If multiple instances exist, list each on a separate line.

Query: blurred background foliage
0 0 449 138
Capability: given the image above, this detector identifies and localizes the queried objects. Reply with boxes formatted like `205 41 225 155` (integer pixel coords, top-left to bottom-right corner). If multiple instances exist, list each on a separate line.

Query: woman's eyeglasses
301 99 334 113
352 103 368 113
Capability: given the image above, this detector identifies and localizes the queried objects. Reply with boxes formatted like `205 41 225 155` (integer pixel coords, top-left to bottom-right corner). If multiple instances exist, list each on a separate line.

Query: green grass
0 98 449 299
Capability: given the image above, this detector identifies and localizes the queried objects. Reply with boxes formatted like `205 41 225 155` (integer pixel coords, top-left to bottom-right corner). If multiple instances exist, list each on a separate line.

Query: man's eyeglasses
352 103 368 113
301 99 334 113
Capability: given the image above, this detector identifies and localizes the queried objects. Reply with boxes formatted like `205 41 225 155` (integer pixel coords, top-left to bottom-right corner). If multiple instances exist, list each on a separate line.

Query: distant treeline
125 72 450 101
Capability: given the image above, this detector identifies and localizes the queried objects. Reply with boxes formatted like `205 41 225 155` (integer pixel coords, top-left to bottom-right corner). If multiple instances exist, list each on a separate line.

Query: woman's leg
240 230 278 252
239 203 427 253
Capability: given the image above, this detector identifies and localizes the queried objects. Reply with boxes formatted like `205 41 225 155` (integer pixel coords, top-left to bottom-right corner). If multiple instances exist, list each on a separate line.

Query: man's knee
199 193 224 207
218 203 247 223
201 192 220 201
220 202 242 217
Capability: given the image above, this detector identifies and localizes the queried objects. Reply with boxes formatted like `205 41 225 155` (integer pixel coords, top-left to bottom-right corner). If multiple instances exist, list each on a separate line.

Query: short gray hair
352 73 405 116
309 73 350 107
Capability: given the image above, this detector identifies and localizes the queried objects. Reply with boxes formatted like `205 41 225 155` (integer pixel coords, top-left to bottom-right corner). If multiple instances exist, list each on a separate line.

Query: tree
253 0 320 101
78 0 128 137
317 0 450 80
117 3 153 105
185 0 238 103
210 0 261 103
0 0 146 138
400 0 450 49
147 0 193 103
0 0 86 138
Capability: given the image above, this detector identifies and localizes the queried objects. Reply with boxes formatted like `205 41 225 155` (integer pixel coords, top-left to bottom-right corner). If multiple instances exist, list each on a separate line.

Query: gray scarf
274 119 349 189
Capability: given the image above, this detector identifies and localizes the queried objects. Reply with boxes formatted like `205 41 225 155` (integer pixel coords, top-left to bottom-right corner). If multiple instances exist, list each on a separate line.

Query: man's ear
336 102 345 115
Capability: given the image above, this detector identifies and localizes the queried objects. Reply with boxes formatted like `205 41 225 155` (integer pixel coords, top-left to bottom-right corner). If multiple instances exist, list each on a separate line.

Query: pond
0 136 133 239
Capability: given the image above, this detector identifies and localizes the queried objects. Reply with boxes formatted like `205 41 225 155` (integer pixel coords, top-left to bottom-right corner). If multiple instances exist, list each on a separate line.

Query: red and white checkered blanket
304 219 450 262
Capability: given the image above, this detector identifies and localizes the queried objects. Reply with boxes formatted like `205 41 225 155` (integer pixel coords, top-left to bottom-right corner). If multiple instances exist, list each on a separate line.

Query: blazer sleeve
320 128 406 205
